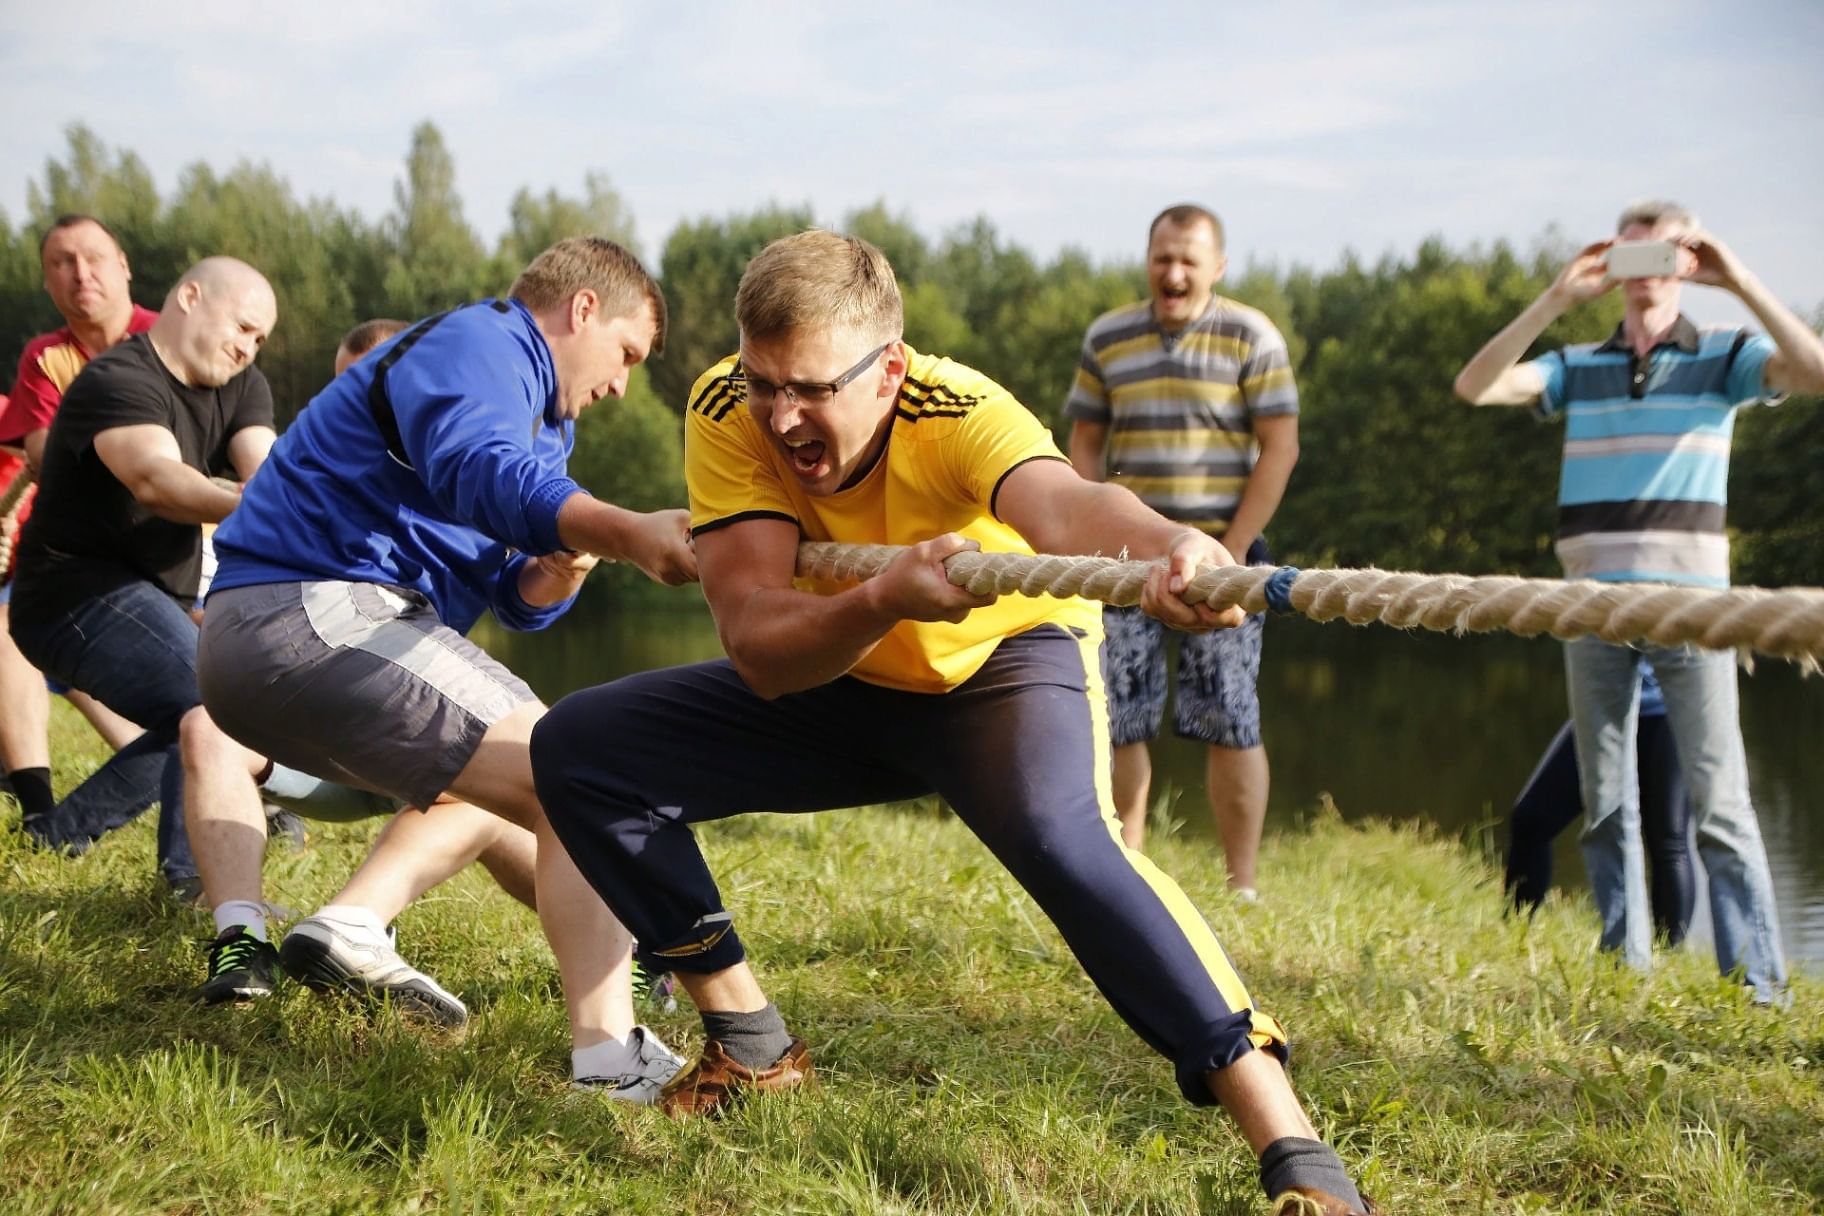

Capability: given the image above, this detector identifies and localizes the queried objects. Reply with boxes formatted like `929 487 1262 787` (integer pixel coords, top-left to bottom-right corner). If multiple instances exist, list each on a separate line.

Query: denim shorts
1100 536 1268 750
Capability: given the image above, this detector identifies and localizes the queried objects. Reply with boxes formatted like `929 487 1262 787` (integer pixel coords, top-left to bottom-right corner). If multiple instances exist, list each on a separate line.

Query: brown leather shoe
1270 1187 1380 1215
657 1036 813 1118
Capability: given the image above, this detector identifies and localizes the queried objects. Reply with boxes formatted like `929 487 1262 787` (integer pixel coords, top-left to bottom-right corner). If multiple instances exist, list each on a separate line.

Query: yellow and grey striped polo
1063 297 1297 535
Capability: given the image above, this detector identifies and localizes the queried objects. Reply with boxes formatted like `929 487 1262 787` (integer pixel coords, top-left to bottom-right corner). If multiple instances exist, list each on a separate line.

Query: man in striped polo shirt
1066 204 1300 896
1455 200 1824 1002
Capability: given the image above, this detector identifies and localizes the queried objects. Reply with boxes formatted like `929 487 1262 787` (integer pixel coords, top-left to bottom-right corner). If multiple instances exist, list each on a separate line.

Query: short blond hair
510 236 666 354
1616 199 1700 235
735 229 902 344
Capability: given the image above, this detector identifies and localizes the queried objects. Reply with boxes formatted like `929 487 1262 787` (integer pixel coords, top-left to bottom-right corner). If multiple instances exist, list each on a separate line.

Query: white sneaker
573 1026 686 1104
279 914 469 1030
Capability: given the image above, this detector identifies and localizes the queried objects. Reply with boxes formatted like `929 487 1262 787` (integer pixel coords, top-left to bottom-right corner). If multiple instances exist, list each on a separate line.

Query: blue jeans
9 580 198 882
1564 636 1786 999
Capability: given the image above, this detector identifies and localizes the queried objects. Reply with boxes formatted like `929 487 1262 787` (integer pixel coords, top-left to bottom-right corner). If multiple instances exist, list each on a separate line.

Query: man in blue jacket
194 237 698 1100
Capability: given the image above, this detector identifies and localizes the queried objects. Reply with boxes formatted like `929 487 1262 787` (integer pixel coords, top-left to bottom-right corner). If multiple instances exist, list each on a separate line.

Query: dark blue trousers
1505 715 1694 944
9 580 197 882
533 625 1286 1105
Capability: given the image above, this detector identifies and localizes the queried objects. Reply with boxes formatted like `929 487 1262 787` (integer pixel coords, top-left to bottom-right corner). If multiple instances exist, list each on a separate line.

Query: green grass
2 703 1819 1215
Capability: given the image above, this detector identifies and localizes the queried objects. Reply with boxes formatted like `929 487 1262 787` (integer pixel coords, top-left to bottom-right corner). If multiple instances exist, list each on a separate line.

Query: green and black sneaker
199 926 280 1004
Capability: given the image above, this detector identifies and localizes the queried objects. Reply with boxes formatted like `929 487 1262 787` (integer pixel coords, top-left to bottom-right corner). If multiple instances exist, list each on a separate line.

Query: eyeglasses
742 342 891 407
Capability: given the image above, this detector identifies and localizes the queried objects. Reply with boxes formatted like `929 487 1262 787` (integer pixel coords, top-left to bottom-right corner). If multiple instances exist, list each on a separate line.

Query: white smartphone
1606 240 1679 279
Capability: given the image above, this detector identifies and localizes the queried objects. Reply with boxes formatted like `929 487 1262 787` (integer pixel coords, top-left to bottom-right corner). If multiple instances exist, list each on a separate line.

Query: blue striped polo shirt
1063 296 1297 535
1526 316 1777 587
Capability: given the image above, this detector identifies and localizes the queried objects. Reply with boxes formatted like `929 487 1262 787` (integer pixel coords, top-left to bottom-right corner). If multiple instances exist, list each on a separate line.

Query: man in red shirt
1 215 155 829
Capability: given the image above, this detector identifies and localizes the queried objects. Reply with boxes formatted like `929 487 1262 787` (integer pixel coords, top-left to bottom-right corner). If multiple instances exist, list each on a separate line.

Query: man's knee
179 705 257 771
528 690 645 830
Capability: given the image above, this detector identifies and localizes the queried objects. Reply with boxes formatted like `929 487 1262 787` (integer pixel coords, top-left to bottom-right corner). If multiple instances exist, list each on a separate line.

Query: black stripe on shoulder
689 509 800 539
990 453 1069 521
689 366 747 420
899 377 985 423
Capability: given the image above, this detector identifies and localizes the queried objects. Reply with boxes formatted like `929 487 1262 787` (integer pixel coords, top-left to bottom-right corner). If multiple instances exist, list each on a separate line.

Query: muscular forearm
130 460 243 523
554 494 644 558
516 562 586 609
1032 478 1198 563
1455 291 1568 404
721 582 902 699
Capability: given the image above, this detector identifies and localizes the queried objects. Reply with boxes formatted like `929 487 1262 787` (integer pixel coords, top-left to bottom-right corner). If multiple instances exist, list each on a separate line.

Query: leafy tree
496 172 640 271
379 122 491 317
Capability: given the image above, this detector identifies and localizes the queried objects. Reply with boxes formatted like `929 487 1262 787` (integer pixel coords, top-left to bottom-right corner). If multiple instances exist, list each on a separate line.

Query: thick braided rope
795 542 1824 665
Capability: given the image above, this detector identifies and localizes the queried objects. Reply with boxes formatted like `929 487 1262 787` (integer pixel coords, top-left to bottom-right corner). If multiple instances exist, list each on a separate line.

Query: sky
3 0 1821 327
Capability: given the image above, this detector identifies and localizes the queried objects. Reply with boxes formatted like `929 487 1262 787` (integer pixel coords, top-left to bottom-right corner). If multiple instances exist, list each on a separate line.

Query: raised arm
93 424 244 524
696 517 991 700
1683 231 1824 396
1454 240 1613 406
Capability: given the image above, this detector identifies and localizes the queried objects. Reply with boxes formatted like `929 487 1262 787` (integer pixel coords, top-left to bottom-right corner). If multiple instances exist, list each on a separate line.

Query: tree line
4 122 1817 595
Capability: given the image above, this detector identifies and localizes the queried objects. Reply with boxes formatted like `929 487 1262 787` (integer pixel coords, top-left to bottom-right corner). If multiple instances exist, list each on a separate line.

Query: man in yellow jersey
531 231 1371 1214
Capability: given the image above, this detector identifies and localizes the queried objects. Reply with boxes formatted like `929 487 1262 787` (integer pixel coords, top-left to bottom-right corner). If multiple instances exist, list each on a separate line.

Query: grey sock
1259 1137 1364 1211
700 1002 792 1070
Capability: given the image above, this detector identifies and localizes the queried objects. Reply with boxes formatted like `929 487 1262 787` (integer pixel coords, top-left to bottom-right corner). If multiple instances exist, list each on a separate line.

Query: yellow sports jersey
686 347 1102 694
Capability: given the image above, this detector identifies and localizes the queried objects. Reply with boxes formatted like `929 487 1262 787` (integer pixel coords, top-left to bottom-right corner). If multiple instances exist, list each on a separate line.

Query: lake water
477 596 1824 967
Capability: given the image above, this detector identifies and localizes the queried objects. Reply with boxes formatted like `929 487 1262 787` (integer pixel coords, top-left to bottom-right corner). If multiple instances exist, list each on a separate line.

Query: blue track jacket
212 299 586 633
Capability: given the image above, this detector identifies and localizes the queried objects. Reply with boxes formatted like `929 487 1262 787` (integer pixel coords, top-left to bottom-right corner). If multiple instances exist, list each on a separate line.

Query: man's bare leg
331 802 537 918
65 688 143 751
1206 1049 1317 1151
0 607 52 773
181 706 270 909
670 963 768 1015
1111 740 1153 850
1207 743 1269 894
442 701 631 1049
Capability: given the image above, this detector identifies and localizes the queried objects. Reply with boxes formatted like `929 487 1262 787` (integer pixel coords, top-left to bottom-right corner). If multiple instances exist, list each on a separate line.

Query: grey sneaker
279 914 468 1029
262 803 308 854
573 1026 687 1104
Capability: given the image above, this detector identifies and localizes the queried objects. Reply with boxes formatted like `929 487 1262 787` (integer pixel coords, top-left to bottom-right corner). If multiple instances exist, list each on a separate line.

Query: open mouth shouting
784 435 828 480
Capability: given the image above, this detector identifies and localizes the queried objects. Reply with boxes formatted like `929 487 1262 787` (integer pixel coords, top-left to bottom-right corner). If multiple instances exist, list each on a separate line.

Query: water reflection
476 598 1824 963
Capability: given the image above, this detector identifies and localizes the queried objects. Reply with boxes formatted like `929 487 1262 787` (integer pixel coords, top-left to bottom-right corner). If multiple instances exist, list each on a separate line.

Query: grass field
2 702 1819 1215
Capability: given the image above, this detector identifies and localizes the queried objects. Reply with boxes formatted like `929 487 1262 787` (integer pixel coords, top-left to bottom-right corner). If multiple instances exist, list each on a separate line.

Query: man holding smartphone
1453 200 1824 1004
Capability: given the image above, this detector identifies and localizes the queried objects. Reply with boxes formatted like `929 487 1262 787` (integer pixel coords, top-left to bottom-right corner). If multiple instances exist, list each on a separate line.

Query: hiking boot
279 914 467 1029
573 1026 687 1104
199 926 280 1004
1271 1188 1380 1216
658 1036 812 1118
263 803 308 854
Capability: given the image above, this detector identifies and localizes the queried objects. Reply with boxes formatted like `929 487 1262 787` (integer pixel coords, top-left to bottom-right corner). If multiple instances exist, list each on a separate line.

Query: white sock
214 900 269 941
572 1031 638 1081
312 904 390 942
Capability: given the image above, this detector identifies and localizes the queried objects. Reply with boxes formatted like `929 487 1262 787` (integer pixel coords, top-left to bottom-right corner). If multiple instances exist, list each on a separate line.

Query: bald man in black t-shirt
9 257 277 891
